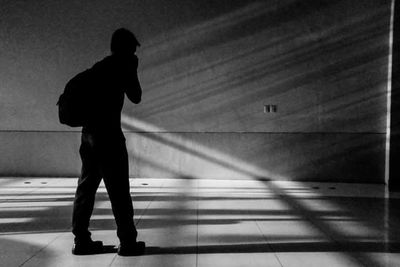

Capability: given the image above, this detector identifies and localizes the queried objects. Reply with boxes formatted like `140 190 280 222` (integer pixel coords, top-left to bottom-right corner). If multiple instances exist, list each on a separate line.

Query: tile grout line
254 220 284 267
108 248 118 267
18 231 66 267
108 178 167 267
17 179 75 267
266 180 373 267
240 181 284 267
134 179 167 228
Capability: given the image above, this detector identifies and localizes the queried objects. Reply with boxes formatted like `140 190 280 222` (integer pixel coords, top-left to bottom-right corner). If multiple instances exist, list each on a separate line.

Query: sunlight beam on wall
121 115 286 180
385 0 395 184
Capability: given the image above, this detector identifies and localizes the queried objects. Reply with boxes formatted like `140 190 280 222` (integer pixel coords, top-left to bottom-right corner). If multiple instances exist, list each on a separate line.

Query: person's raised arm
125 55 142 104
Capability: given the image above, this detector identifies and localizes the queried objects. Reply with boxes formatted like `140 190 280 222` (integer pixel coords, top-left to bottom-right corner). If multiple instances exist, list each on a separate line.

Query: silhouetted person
71 28 145 256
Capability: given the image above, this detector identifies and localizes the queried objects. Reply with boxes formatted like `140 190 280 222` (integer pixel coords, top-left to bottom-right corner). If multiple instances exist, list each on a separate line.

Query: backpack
57 69 92 127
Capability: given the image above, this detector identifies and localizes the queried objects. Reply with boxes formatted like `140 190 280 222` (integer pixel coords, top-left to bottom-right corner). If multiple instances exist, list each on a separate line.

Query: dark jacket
82 54 142 134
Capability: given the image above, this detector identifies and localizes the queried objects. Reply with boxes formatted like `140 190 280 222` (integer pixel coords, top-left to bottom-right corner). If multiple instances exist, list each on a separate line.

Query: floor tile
0 178 400 267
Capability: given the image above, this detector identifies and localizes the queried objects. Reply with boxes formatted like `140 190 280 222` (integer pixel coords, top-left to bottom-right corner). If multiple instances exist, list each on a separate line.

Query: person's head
110 28 140 55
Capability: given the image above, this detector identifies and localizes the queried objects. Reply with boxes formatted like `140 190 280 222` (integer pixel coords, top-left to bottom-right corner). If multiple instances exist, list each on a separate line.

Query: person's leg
72 133 103 243
99 137 138 244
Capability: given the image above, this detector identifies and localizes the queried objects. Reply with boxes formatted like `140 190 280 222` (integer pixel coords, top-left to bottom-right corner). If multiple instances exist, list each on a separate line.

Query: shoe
72 240 104 255
117 241 146 256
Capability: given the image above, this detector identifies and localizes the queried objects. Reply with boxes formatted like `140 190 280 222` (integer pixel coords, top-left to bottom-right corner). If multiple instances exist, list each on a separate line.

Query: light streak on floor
0 178 400 266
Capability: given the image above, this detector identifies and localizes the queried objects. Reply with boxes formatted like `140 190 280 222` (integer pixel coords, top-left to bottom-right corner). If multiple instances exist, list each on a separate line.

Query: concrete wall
0 0 391 182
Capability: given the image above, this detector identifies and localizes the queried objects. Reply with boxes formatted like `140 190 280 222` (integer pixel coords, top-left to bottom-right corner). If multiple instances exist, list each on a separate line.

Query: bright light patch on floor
0 194 73 200
0 201 72 208
0 218 34 224
0 178 398 267
91 215 115 220
0 207 48 212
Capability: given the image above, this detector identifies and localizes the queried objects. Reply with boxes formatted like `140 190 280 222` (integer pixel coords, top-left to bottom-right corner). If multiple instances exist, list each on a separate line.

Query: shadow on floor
143 241 400 255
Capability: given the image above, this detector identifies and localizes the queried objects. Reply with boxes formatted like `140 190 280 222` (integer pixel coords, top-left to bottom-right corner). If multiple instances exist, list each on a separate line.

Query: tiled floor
1 178 400 267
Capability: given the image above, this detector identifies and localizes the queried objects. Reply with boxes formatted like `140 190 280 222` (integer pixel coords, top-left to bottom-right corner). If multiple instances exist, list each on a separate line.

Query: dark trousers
72 131 137 244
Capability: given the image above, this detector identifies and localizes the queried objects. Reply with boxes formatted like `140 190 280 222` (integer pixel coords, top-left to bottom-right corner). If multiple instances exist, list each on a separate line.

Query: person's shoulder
92 56 114 70
91 54 138 75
